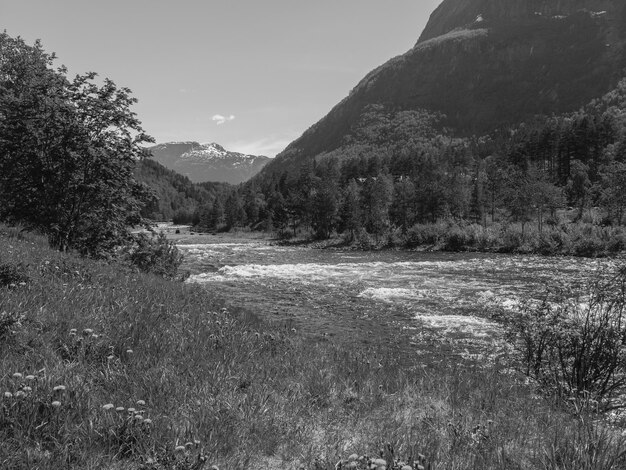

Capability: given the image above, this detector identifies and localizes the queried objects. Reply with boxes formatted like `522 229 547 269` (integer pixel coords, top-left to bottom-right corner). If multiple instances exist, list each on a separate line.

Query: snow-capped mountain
148 142 271 184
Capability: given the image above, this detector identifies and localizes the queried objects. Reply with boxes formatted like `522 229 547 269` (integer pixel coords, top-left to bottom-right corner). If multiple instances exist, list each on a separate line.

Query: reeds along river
180 240 616 366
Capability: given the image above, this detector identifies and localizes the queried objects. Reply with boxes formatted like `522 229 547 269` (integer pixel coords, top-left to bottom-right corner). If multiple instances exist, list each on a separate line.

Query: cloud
212 114 236 125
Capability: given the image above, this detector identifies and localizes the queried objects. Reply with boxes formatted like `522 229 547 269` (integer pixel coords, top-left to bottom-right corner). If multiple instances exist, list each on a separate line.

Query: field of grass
1 224 626 469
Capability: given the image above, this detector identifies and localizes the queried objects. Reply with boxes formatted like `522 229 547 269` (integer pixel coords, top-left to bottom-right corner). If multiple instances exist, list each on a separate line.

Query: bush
355 227 376 250
499 226 524 252
0 262 29 288
404 223 442 248
123 232 184 280
572 236 606 257
506 265 626 411
443 224 468 251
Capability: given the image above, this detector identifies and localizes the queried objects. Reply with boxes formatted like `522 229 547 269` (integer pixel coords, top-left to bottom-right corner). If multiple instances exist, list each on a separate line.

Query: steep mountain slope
261 0 626 176
149 142 270 184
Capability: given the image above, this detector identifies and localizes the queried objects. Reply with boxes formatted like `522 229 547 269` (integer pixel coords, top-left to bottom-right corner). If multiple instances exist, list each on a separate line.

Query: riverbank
2 224 625 469
161 218 626 259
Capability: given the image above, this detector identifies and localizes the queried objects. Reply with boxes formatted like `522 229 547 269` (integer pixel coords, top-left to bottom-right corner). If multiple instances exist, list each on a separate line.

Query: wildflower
102 404 114 411
175 445 186 453
69 329 77 336
83 328 93 336
25 375 35 381
53 385 66 392
143 418 152 425
22 386 32 393
127 407 136 414
92 334 99 340
134 414 143 422
12 372 23 379
4 392 13 399
136 399 146 406
126 349 133 355
116 406 125 412
15 391 25 398
51 401 61 408
107 355 115 361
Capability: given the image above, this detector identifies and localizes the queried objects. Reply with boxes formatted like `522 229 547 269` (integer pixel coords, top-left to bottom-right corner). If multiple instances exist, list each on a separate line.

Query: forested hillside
195 81 626 255
135 159 231 223
259 2 626 178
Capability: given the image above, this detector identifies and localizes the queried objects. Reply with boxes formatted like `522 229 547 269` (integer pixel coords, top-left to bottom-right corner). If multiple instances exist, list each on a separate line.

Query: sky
2 0 441 157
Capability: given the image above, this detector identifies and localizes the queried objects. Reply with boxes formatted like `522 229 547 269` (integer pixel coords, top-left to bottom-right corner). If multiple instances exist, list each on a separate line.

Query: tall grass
1 224 625 469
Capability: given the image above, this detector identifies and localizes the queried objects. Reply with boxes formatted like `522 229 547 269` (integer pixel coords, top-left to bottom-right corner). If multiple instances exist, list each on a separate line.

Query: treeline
135 159 231 223
192 83 626 254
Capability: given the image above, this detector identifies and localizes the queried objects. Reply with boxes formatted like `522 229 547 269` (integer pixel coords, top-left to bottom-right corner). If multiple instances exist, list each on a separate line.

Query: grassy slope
1 225 625 469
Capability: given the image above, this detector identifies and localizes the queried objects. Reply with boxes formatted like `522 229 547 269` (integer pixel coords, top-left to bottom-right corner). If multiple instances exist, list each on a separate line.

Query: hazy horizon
2 0 441 157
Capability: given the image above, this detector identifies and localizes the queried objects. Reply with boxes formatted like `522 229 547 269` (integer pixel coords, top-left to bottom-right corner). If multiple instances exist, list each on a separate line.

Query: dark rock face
261 0 626 176
419 0 619 42
149 142 270 184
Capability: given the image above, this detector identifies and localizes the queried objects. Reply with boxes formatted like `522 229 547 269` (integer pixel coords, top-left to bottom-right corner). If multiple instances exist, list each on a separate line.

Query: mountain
260 0 626 177
148 142 271 184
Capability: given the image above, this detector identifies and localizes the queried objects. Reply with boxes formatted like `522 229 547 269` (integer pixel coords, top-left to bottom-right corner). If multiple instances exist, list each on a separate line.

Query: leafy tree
339 179 362 241
502 169 535 237
530 169 565 233
598 161 626 225
0 33 153 257
390 178 416 233
224 191 245 229
567 160 592 221
311 179 339 239
361 174 393 240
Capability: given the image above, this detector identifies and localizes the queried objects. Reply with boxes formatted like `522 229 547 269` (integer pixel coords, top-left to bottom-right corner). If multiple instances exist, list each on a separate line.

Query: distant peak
202 142 226 152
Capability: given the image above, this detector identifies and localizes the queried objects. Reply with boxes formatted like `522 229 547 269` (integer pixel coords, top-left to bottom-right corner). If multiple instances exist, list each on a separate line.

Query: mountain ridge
149 141 271 184
259 0 626 177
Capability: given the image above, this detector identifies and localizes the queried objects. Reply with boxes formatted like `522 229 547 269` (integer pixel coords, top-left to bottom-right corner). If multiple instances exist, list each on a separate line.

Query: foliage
0 261 29 288
0 32 153 257
506 265 626 411
123 231 184 280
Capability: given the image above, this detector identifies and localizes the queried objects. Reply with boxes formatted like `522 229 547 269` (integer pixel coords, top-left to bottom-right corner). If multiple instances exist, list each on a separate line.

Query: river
180 238 615 366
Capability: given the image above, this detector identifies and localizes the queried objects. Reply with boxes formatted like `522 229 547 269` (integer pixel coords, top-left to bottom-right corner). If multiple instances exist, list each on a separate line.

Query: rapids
181 239 615 365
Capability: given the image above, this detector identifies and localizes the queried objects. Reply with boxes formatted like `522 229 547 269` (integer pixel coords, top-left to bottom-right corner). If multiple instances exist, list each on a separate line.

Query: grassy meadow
1 224 626 469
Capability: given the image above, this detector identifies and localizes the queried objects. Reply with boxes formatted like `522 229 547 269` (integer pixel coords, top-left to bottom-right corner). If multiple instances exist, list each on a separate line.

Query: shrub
443 224 468 251
499 226 524 252
506 265 626 411
356 228 376 250
0 262 29 288
404 223 442 248
123 232 184 280
572 236 606 257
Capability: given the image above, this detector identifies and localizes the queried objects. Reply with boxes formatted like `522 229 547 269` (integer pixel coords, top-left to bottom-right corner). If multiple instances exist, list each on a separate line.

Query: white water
181 240 614 361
